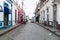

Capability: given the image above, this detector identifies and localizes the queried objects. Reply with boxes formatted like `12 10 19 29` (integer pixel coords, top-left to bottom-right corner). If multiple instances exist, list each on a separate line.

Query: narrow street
0 0 60 40
13 22 60 40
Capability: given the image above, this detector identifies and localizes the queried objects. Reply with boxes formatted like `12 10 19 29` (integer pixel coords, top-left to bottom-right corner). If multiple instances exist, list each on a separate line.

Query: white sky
14 0 39 19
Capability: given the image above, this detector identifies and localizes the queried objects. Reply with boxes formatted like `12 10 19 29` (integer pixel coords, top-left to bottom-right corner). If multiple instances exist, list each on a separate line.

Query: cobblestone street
0 0 60 40
13 22 60 40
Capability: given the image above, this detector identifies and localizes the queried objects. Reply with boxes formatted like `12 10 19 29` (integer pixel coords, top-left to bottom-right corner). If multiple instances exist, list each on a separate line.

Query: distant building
35 2 40 23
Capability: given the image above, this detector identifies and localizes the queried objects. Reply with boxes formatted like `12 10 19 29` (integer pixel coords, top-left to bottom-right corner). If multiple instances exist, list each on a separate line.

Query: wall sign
0 5 3 12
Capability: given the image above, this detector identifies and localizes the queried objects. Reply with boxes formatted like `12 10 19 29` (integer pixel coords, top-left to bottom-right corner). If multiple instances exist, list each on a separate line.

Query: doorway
4 2 9 26
53 4 57 29
15 10 17 23
4 14 8 26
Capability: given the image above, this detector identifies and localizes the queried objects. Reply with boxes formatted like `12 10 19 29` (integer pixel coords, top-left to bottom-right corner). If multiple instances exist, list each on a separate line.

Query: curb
36 23 60 37
0 24 22 37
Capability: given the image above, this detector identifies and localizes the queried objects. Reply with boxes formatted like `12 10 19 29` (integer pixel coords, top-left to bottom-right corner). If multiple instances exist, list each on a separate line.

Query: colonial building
39 0 60 30
35 2 40 23
0 0 12 28
12 0 18 25
0 0 25 29
12 0 25 24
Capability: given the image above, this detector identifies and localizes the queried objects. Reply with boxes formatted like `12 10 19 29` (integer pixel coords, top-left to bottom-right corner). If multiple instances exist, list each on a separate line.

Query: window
43 10 45 20
53 4 57 12
0 5 3 12
47 7 49 13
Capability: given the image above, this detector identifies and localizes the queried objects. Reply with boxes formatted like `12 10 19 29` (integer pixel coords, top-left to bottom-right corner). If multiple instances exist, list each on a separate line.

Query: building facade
35 3 40 23
12 0 18 25
0 0 12 28
0 0 25 29
39 0 60 30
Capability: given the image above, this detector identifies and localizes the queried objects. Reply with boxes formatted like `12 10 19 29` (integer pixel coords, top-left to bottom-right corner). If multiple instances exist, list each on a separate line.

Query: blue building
0 0 12 29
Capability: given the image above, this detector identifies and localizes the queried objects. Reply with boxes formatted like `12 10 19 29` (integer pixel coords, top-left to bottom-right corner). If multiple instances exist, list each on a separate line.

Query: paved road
14 22 60 40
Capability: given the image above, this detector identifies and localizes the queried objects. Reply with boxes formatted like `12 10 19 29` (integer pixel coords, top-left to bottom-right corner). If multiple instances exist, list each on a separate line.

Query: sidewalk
36 22 60 37
0 23 22 37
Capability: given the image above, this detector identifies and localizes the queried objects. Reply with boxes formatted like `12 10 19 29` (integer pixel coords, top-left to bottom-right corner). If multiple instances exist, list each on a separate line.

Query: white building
39 0 60 30
35 3 40 23
12 0 18 25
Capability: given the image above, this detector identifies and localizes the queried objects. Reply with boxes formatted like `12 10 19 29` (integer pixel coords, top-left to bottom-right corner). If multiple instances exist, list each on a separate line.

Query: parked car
31 16 36 23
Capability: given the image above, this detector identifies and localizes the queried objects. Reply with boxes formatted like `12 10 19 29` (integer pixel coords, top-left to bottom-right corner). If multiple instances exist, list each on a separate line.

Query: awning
4 7 9 14
4 2 9 14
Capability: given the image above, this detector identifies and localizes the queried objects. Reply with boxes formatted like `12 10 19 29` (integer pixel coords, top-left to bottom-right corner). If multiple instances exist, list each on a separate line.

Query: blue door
4 2 9 27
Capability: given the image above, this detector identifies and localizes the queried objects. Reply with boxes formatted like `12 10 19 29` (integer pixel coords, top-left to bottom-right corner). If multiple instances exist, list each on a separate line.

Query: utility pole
22 0 24 10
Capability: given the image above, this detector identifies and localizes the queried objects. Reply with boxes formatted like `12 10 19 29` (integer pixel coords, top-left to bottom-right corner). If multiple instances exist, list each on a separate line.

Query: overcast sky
14 0 39 19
